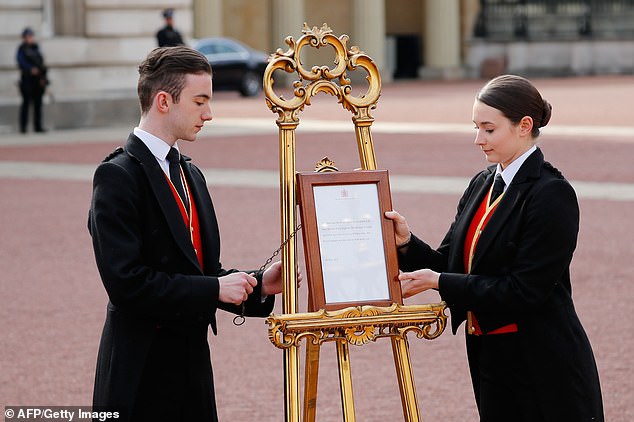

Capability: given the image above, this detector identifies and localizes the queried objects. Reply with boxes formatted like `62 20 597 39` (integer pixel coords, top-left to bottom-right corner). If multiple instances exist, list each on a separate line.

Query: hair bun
541 99 552 128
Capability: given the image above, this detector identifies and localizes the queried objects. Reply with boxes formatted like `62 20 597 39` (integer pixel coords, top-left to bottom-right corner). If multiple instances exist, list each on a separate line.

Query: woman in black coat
386 75 603 421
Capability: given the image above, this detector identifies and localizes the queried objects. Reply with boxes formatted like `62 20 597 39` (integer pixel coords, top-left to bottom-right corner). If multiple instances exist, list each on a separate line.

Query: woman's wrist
397 232 412 248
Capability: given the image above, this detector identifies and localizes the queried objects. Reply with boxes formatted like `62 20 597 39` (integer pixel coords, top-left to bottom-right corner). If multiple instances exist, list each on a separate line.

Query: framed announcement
297 170 402 311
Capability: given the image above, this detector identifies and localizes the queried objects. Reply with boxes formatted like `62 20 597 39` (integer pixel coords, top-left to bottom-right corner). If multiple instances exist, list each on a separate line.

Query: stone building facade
0 0 632 131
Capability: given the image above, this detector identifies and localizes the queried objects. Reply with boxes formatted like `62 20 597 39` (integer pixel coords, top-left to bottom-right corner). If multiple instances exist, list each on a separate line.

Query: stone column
53 0 85 36
422 0 463 78
271 0 305 86
271 0 305 49
194 0 222 38
462 0 481 41
352 0 389 82
41 0 54 37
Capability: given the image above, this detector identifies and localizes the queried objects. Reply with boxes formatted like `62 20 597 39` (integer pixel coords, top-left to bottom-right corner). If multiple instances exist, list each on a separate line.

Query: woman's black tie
490 174 505 205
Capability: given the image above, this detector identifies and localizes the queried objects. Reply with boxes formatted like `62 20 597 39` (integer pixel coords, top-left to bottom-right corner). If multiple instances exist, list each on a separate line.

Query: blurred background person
156 8 184 47
16 27 48 133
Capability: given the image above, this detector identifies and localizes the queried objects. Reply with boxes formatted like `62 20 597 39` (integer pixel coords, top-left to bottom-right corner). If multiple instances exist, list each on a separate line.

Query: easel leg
303 341 320 422
285 346 301 422
336 340 356 422
391 336 421 422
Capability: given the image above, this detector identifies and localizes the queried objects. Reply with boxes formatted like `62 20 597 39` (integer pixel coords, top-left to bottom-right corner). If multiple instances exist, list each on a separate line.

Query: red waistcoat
463 190 517 335
164 172 204 271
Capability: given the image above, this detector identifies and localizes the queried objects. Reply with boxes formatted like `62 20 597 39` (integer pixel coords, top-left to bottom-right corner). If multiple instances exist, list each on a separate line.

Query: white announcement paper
313 183 389 303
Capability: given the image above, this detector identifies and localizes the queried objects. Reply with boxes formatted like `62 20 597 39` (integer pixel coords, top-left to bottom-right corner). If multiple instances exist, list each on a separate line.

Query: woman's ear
519 115 533 136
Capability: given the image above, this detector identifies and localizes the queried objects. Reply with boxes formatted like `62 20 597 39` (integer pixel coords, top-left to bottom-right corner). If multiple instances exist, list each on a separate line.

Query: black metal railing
473 0 634 41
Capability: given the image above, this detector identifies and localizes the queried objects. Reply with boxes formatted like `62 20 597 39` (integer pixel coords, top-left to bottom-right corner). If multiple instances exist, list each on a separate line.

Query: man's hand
385 210 412 247
218 272 257 305
261 261 303 296
398 269 440 298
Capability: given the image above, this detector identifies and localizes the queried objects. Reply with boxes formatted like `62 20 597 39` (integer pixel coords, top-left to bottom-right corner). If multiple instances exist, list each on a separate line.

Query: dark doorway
393 35 421 79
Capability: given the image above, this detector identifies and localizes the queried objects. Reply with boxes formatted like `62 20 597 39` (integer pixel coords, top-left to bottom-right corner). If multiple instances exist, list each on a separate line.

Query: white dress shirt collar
496 145 537 190
133 127 179 176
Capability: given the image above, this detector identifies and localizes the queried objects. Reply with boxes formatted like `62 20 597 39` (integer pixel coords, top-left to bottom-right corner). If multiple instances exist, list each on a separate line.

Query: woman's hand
385 210 412 247
398 269 440 298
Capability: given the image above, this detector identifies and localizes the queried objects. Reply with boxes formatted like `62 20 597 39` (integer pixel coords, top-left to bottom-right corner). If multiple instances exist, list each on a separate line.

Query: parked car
193 37 269 97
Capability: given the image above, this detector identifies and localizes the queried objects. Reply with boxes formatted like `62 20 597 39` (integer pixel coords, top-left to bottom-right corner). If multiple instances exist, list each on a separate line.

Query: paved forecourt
1 76 633 421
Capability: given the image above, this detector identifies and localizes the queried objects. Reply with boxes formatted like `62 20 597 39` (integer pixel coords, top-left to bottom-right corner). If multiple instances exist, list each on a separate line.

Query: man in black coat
88 46 283 422
16 27 48 133
156 8 184 47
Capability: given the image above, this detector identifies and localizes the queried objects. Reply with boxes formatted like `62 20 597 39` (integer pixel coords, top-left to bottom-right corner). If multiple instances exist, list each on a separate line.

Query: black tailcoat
88 134 274 421
398 148 603 421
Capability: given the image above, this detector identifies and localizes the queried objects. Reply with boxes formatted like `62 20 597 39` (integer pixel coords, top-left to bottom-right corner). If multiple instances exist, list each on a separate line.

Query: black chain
233 224 302 326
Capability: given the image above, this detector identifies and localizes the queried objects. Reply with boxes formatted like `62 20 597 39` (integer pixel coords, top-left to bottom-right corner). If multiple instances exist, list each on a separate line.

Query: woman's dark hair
137 46 212 114
476 74 552 138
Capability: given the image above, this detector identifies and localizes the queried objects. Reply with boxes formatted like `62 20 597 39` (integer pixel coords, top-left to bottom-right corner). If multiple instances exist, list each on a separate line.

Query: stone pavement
1 75 633 421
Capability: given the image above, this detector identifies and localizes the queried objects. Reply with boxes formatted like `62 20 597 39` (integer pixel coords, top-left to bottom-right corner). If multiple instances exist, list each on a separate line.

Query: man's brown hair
137 46 212 114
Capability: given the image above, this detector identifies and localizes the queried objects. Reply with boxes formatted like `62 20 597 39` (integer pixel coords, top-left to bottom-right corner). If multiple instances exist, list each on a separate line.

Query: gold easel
264 23 447 422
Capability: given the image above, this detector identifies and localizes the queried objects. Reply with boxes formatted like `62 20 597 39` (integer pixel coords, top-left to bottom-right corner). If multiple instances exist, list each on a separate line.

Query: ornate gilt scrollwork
267 303 448 349
264 23 448 355
263 23 381 126
314 157 338 173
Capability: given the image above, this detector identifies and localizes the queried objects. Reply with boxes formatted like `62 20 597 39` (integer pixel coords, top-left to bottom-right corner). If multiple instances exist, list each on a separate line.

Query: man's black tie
490 174 505 205
166 147 189 211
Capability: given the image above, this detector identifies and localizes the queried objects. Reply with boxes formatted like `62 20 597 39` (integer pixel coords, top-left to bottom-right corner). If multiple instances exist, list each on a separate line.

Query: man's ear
519 115 533 136
155 91 171 113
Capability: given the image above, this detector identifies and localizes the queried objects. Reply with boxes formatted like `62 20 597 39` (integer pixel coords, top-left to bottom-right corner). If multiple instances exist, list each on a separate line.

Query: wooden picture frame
297 170 402 311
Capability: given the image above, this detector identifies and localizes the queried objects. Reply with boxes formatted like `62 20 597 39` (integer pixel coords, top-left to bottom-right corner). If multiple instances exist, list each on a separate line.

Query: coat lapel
125 134 202 273
181 156 220 273
471 148 544 270
448 168 495 271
